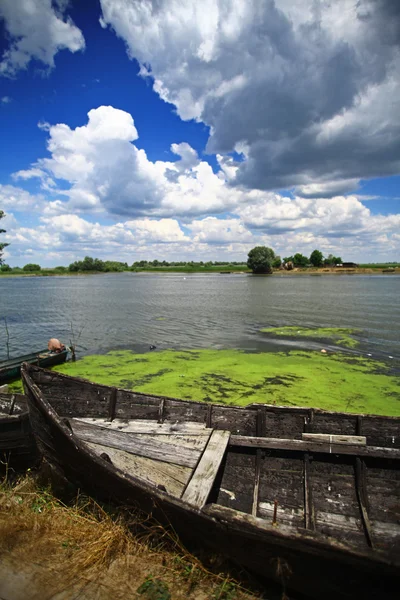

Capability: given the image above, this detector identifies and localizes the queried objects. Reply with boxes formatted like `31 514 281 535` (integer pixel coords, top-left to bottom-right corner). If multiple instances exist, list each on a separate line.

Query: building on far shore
336 262 359 268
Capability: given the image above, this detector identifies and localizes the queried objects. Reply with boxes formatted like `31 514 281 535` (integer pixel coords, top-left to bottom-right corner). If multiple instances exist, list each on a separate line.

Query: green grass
260 326 361 348
359 263 399 269
132 265 249 273
52 348 400 416
0 265 250 276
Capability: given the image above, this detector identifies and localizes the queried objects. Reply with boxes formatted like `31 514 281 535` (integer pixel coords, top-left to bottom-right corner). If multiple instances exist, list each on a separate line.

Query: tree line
0 212 348 276
0 255 249 273
247 247 343 274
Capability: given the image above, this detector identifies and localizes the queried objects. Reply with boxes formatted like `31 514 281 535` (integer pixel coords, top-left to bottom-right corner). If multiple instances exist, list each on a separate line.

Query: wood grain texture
302 433 367 445
72 420 202 467
73 417 210 435
85 441 192 497
182 430 230 508
231 436 400 459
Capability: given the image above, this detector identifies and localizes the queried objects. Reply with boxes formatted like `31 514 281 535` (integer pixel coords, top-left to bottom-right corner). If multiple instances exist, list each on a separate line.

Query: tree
272 256 282 269
0 210 9 265
310 249 323 267
23 263 41 272
247 246 275 274
293 253 308 267
324 254 342 266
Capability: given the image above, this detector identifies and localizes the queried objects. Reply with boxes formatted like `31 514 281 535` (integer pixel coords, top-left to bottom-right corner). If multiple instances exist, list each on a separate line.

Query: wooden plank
108 388 117 422
216 450 256 514
252 450 262 517
0 393 26 415
8 394 16 416
158 398 165 424
206 404 213 428
305 408 314 432
73 417 210 435
252 407 266 516
72 420 202 468
302 433 367 446
258 501 303 525
303 453 315 530
230 436 400 459
85 442 192 497
182 430 230 508
355 457 374 548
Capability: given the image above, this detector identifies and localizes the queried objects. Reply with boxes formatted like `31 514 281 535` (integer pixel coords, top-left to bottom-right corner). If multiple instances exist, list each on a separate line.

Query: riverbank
0 475 262 600
1 265 399 277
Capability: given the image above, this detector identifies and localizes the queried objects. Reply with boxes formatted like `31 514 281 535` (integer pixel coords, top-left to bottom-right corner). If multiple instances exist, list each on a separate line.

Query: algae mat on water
53 349 400 416
260 326 361 348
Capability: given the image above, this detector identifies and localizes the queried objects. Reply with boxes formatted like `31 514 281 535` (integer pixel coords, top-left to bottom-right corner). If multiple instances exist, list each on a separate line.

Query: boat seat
181 430 230 509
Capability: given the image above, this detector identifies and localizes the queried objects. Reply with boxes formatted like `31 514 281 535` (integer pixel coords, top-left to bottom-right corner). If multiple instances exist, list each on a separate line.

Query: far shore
1 266 399 277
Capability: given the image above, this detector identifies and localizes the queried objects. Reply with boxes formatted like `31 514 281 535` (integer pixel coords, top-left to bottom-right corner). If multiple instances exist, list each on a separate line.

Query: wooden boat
0 348 68 384
22 364 400 600
0 391 38 471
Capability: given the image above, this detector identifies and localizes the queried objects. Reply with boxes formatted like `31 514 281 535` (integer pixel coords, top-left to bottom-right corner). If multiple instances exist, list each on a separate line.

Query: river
0 273 399 361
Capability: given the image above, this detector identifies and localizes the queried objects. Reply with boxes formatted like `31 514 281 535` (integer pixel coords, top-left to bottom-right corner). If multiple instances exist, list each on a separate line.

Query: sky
0 0 399 267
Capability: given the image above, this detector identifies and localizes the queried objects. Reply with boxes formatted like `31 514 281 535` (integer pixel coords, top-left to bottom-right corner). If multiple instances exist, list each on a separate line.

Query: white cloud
0 184 45 211
5 106 400 265
13 105 242 219
1 96 12 104
187 217 253 244
99 0 400 195
239 194 372 234
0 0 85 76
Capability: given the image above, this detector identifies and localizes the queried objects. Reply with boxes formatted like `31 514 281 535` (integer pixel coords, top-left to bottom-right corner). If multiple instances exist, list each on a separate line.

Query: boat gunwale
25 362 400 421
0 350 69 384
0 349 48 369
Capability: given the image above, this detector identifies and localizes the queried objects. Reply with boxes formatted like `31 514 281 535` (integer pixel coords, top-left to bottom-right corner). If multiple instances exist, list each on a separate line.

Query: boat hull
0 393 39 471
0 349 68 384
22 365 400 600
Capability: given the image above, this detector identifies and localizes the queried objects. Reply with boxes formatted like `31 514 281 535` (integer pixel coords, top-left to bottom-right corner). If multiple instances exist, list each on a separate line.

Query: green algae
52 348 400 416
260 326 361 348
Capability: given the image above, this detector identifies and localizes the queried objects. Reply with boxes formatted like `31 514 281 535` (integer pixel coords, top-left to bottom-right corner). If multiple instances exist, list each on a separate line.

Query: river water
0 273 399 361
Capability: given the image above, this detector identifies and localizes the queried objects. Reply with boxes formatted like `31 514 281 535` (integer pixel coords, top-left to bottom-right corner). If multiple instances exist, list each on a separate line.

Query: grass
0 473 262 600
47 348 400 416
260 326 361 348
359 263 399 269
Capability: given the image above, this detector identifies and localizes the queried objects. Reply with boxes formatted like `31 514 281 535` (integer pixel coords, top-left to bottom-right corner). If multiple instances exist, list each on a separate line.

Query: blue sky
0 0 399 266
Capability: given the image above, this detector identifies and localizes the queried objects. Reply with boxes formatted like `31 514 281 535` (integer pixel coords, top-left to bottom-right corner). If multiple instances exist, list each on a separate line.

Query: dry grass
0 472 268 600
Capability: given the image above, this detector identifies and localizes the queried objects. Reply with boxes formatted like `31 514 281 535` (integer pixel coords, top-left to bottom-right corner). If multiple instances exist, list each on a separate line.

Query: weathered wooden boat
0 391 38 471
0 348 68 384
22 364 400 600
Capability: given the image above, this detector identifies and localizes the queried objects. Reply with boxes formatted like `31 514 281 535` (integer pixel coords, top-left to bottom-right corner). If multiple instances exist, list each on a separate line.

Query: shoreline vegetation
1 264 399 277
0 249 399 276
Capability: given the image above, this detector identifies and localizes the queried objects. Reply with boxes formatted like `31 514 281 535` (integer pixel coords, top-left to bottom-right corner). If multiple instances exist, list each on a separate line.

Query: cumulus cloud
13 105 242 218
0 184 45 211
187 217 253 245
100 0 400 195
236 194 400 251
0 0 85 76
4 189 400 266
6 106 400 265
